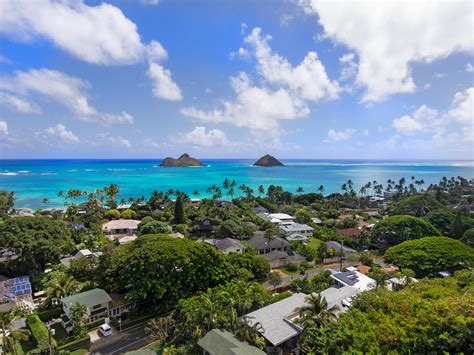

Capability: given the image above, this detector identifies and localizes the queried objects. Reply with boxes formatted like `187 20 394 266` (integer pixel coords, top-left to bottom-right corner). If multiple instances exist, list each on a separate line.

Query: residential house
311 217 322 225
257 213 295 226
337 227 362 238
191 217 220 236
279 223 314 237
247 234 290 255
215 238 245 254
102 219 140 240
325 241 357 259
242 292 308 354
319 285 360 313
60 248 102 266
261 250 305 269
0 276 35 312
331 268 376 292
387 277 418 291
286 233 309 242
252 205 268 214
60 288 136 327
198 329 265 355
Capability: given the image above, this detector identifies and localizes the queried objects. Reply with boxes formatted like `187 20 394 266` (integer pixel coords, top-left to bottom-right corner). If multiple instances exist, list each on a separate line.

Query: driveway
89 326 150 354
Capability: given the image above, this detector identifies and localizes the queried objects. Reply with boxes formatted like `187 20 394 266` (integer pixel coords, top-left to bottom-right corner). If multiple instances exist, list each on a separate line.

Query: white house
102 219 140 241
279 223 314 237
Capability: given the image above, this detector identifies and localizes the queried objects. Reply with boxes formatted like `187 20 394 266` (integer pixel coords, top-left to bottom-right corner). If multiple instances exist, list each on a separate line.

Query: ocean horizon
1 158 473 208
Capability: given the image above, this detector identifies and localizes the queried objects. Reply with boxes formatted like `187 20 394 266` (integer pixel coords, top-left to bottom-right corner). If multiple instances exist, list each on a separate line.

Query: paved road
90 327 151 354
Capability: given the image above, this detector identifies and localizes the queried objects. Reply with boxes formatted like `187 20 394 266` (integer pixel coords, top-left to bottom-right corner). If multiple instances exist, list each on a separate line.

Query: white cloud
244 27 340 101
448 87 473 125
181 72 309 136
466 63 474 73
0 92 41 114
0 0 181 100
280 14 294 27
393 105 440 135
146 41 168 62
392 88 473 136
230 47 251 60
0 0 144 65
0 120 8 135
326 128 368 141
37 124 79 144
339 52 357 82
0 68 134 125
178 126 230 147
96 133 132 148
300 0 473 102
140 0 160 5
147 62 182 101
182 27 338 140
434 72 447 79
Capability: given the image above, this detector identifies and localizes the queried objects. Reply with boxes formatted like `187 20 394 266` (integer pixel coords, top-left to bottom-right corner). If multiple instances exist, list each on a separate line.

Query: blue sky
0 0 473 159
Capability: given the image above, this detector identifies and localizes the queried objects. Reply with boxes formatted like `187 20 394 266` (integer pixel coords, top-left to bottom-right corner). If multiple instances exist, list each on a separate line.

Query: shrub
104 209 120 220
286 263 298 272
36 308 63 322
27 314 57 351
120 209 137 219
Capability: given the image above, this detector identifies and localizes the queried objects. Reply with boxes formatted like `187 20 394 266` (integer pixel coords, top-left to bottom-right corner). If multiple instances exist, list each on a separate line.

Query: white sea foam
18 170 30 173
1 172 17 176
40 172 57 176
67 169 78 172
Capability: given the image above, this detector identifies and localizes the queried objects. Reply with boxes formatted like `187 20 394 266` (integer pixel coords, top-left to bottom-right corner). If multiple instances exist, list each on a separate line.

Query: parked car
99 323 112 337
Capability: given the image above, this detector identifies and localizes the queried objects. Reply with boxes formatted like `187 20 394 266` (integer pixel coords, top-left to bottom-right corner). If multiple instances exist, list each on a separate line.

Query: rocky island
253 154 284 167
160 153 205 167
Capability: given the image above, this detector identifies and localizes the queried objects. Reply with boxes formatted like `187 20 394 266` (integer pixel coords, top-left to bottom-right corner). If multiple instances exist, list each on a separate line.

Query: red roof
337 227 362 237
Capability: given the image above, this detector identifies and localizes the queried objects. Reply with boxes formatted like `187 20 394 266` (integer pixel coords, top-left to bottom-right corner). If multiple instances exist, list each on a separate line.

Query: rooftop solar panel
334 271 359 286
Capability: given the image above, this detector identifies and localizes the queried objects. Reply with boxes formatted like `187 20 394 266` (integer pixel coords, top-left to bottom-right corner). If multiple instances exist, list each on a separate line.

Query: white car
99 323 112 337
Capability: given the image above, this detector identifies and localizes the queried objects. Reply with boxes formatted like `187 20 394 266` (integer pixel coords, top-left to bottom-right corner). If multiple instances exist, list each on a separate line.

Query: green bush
36 308 63 322
120 209 137 219
56 336 90 351
104 209 120 220
27 313 57 351
286 263 298 272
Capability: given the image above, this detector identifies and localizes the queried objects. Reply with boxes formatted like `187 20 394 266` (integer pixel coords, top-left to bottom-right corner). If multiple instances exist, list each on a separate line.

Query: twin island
159 153 284 167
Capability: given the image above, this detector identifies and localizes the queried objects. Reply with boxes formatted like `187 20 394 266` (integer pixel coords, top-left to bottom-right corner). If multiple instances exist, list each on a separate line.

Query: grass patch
70 348 89 355
307 237 323 250
52 323 67 345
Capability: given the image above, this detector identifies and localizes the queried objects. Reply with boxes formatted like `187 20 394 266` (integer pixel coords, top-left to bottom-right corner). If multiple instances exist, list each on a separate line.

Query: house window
93 304 102 309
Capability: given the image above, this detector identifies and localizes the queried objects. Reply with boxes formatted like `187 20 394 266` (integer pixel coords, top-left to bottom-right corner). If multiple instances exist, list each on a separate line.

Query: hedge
56 336 90 351
37 308 63 322
27 314 57 351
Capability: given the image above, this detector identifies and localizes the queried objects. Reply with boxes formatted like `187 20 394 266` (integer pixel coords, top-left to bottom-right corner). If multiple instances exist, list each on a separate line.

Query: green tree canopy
461 228 474 247
98 234 233 307
0 216 74 276
173 194 186 224
384 236 474 277
311 272 474 354
0 190 15 217
371 215 440 245
392 195 446 217
138 220 169 235
225 253 270 281
217 219 253 239
423 208 455 235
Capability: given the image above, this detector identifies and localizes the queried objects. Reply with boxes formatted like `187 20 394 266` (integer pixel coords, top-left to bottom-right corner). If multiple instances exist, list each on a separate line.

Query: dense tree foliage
98 234 233 307
371 215 440 245
423 208 455 235
0 217 74 276
0 190 15 216
216 219 253 239
461 228 474 247
174 194 186 224
174 281 282 350
384 236 474 277
303 272 474 354
391 195 446 217
138 220 169 235
225 253 270 281
291 270 333 294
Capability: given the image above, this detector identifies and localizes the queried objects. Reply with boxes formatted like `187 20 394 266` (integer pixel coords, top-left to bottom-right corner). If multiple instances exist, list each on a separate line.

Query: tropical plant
0 310 30 354
45 274 81 305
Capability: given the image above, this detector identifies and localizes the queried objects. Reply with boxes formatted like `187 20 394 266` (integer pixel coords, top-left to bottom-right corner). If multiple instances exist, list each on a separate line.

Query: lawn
52 323 68 345
307 237 324 250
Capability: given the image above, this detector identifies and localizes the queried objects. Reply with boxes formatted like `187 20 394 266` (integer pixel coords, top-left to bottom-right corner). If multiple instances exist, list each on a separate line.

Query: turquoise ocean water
0 159 473 209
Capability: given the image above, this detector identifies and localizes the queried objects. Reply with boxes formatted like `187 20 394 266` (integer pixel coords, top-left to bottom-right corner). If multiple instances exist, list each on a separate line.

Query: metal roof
61 288 111 308
198 329 265 355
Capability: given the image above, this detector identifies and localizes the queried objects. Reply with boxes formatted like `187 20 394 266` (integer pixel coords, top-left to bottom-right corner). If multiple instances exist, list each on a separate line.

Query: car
99 323 112 337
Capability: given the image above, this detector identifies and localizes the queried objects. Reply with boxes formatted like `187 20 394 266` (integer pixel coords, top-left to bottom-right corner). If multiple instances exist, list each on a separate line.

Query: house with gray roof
325 241 357 258
261 250 305 269
279 223 314 237
242 292 308 353
205 238 245 254
198 329 265 355
247 234 290 255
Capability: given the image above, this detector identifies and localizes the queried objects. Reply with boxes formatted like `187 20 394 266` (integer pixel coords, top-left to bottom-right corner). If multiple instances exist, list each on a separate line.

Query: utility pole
340 239 344 272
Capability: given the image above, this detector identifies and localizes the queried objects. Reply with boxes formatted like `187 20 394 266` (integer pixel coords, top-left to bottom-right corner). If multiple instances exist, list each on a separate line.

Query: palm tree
296 293 338 329
46 274 81 305
192 190 200 199
318 185 325 195
296 187 304 195
0 310 30 354
258 185 265 196
70 302 87 331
